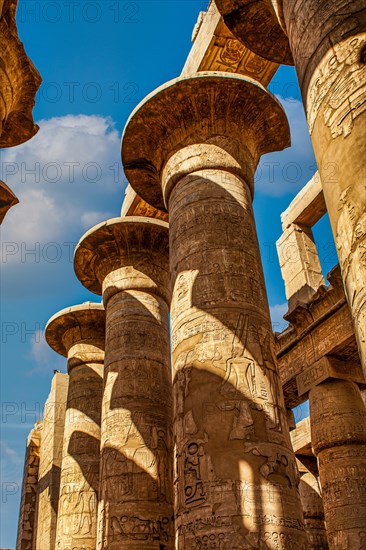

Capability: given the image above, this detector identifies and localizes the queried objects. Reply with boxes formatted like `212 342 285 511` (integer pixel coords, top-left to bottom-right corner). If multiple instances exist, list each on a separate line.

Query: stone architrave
310 378 366 548
16 421 43 550
74 217 174 550
35 372 68 550
121 184 168 222
214 0 366 372
46 303 105 550
277 223 325 305
122 72 307 548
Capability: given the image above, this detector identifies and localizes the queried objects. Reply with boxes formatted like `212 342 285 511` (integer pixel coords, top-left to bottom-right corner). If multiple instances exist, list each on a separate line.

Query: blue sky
0 1 336 546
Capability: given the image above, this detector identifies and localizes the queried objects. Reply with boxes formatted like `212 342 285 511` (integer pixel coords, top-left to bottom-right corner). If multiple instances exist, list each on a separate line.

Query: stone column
35 372 68 550
282 0 366 372
277 223 325 306
45 302 105 550
214 0 366 371
122 73 307 548
16 421 43 550
298 470 328 549
74 217 173 550
309 377 366 548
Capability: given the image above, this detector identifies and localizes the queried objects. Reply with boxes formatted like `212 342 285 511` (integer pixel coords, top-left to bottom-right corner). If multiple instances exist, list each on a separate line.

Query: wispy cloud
0 115 124 300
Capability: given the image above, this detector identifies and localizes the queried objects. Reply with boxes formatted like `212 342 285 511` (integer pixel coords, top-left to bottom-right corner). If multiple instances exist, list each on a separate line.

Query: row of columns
38 72 309 549
32 44 365 550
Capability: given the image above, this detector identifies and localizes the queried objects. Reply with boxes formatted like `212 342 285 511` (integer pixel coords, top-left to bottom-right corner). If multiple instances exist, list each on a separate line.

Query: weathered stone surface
0 180 18 224
74 217 174 549
0 0 41 147
280 172 326 231
182 0 279 85
122 72 291 212
299 472 328 550
291 418 318 478
35 372 68 550
16 421 43 550
297 356 365 397
277 223 325 305
310 379 366 548
46 303 105 550
214 0 366 373
276 265 362 408
280 0 366 374
214 0 293 64
122 73 307 548
121 184 168 221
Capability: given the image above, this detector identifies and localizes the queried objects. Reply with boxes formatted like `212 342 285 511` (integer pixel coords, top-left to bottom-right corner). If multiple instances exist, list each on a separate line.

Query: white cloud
0 115 125 298
0 114 124 249
269 302 289 333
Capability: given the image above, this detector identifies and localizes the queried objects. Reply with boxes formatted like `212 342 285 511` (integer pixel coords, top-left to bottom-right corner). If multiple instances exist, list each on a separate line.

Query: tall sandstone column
215 0 366 371
45 302 105 550
122 73 307 548
298 470 328 550
35 372 68 550
74 217 174 550
16 421 43 550
309 378 366 549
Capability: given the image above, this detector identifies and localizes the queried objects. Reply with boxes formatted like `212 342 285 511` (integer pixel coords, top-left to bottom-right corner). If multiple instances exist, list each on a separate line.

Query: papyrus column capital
74 216 170 307
122 72 290 211
46 302 105 370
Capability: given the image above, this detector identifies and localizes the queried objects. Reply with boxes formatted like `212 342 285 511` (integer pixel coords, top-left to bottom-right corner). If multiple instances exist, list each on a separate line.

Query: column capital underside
209 0 293 65
122 72 290 212
74 216 170 303
45 302 105 358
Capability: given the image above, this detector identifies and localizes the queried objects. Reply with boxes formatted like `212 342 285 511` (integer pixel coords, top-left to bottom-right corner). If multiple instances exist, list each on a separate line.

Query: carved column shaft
74 218 174 550
166 161 307 547
214 0 366 372
16 422 42 550
309 379 366 548
298 471 328 549
122 73 307 548
282 0 366 370
46 303 105 550
35 372 68 550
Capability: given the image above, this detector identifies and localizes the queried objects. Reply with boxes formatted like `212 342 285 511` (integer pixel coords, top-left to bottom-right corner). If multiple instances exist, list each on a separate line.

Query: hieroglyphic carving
310 379 366 547
35 372 69 550
276 265 363 408
306 35 366 137
182 2 279 85
121 184 168 222
16 421 43 550
46 303 105 550
298 472 328 550
280 0 366 370
297 356 365 397
121 71 307 547
168 173 307 547
74 218 174 549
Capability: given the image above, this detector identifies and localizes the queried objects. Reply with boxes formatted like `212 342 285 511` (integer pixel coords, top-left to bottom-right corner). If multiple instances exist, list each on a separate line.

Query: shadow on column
103 268 303 547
